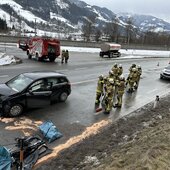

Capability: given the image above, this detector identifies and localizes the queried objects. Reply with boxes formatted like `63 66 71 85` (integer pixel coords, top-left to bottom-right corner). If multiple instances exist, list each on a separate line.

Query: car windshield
165 65 170 69
6 74 34 92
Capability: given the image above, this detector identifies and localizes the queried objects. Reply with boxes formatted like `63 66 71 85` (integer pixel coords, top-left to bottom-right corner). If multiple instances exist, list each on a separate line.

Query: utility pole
34 18 37 36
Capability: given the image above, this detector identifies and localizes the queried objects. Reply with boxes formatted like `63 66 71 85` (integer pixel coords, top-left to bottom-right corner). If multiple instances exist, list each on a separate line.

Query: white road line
55 69 68 72
0 75 9 78
146 89 158 94
72 78 97 85
74 67 88 71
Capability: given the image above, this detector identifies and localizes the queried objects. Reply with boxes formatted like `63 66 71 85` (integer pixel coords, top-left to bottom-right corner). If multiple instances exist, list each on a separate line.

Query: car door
47 77 66 101
26 79 52 108
46 77 59 101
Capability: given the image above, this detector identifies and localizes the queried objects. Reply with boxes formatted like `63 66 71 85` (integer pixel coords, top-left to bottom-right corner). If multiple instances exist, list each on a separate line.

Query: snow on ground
0 53 16 66
1 44 170 66
62 46 170 58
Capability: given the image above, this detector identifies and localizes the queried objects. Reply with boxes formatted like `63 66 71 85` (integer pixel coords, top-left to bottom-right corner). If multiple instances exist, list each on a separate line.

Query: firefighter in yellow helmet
61 49 65 64
115 76 126 107
95 75 104 107
103 78 115 114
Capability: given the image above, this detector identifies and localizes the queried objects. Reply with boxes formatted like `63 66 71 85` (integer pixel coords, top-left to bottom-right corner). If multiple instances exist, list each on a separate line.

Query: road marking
0 75 9 78
55 69 68 72
146 88 158 94
74 67 87 71
72 78 97 85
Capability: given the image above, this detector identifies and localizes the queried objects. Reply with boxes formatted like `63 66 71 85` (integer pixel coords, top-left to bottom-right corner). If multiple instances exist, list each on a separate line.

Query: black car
0 71 71 117
160 65 170 79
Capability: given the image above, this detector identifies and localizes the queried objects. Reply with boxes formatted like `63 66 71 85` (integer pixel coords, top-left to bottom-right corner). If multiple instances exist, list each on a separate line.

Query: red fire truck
18 37 60 62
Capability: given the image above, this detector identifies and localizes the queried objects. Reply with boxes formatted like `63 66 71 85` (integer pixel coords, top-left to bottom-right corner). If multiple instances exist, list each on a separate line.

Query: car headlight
0 95 7 103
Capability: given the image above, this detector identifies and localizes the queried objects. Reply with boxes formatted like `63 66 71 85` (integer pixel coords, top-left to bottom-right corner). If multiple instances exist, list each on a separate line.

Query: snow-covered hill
0 0 170 36
118 13 170 32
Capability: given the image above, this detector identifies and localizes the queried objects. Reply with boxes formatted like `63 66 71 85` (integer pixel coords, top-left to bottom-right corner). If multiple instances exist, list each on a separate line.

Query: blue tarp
0 146 12 170
39 120 63 143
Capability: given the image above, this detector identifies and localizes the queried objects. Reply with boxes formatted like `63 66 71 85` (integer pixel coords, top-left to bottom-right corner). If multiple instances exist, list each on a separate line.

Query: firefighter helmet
138 65 141 69
108 78 114 84
118 64 122 68
114 63 118 67
109 70 114 75
132 63 136 67
98 74 104 79
132 68 137 72
120 76 125 81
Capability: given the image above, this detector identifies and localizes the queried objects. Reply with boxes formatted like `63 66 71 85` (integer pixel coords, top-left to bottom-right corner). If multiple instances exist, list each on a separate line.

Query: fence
0 35 169 51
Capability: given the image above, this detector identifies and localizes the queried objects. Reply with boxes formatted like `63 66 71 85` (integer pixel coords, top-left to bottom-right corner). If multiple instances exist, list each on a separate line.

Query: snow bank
0 53 17 66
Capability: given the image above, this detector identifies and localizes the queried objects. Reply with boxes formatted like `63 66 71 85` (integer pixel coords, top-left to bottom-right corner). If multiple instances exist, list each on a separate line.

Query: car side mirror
28 89 33 95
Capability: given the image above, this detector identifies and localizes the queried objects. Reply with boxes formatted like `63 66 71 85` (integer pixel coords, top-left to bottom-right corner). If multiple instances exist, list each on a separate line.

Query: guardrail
0 35 169 51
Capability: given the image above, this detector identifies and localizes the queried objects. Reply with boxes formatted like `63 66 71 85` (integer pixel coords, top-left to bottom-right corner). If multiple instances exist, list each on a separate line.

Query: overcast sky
81 0 170 22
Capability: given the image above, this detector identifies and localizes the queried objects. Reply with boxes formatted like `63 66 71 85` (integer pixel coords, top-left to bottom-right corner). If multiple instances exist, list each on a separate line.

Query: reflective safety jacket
96 80 104 93
105 84 115 98
117 80 126 92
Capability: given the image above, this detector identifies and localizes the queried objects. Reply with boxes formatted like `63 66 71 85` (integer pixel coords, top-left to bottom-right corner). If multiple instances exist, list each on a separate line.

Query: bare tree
82 15 96 41
95 29 102 42
103 16 120 42
125 17 134 45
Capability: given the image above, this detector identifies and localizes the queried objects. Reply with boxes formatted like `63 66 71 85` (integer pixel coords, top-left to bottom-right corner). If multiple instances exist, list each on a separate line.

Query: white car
160 65 170 79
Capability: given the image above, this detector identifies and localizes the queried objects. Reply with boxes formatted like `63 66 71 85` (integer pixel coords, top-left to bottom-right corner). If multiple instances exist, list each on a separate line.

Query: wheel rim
60 92 68 101
10 105 22 116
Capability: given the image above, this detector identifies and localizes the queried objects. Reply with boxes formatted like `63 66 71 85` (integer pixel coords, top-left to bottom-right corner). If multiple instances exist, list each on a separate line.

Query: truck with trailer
99 43 121 58
18 37 60 62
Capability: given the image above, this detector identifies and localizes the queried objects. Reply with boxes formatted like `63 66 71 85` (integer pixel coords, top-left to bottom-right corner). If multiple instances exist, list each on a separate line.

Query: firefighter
135 65 142 89
129 63 136 73
103 78 115 114
61 50 65 63
112 63 119 79
103 70 114 88
118 64 123 77
65 50 69 63
95 75 104 107
108 70 114 79
115 76 126 107
126 68 138 92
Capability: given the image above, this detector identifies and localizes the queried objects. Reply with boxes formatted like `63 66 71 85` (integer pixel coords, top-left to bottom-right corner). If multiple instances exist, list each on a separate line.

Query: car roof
23 71 66 80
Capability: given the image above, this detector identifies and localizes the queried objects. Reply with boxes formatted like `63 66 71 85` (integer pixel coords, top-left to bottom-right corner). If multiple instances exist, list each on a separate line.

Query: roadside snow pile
0 53 16 66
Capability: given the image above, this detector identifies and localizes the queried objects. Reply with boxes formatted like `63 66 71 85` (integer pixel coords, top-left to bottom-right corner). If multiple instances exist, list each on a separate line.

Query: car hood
0 84 17 96
164 69 170 74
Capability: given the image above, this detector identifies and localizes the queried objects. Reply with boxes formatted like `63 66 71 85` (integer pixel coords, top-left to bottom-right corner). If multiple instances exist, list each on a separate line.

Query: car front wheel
59 92 68 102
8 104 23 117
160 74 163 79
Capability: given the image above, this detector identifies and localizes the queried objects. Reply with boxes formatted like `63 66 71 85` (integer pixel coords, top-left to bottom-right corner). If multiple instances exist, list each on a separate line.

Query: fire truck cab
18 37 60 62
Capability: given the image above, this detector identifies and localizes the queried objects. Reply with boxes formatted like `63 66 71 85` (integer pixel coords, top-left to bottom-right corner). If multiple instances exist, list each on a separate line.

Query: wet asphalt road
0 44 170 146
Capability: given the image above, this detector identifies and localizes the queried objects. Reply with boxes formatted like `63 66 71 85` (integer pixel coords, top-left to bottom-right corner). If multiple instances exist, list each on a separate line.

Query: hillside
0 0 170 36
35 93 170 170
